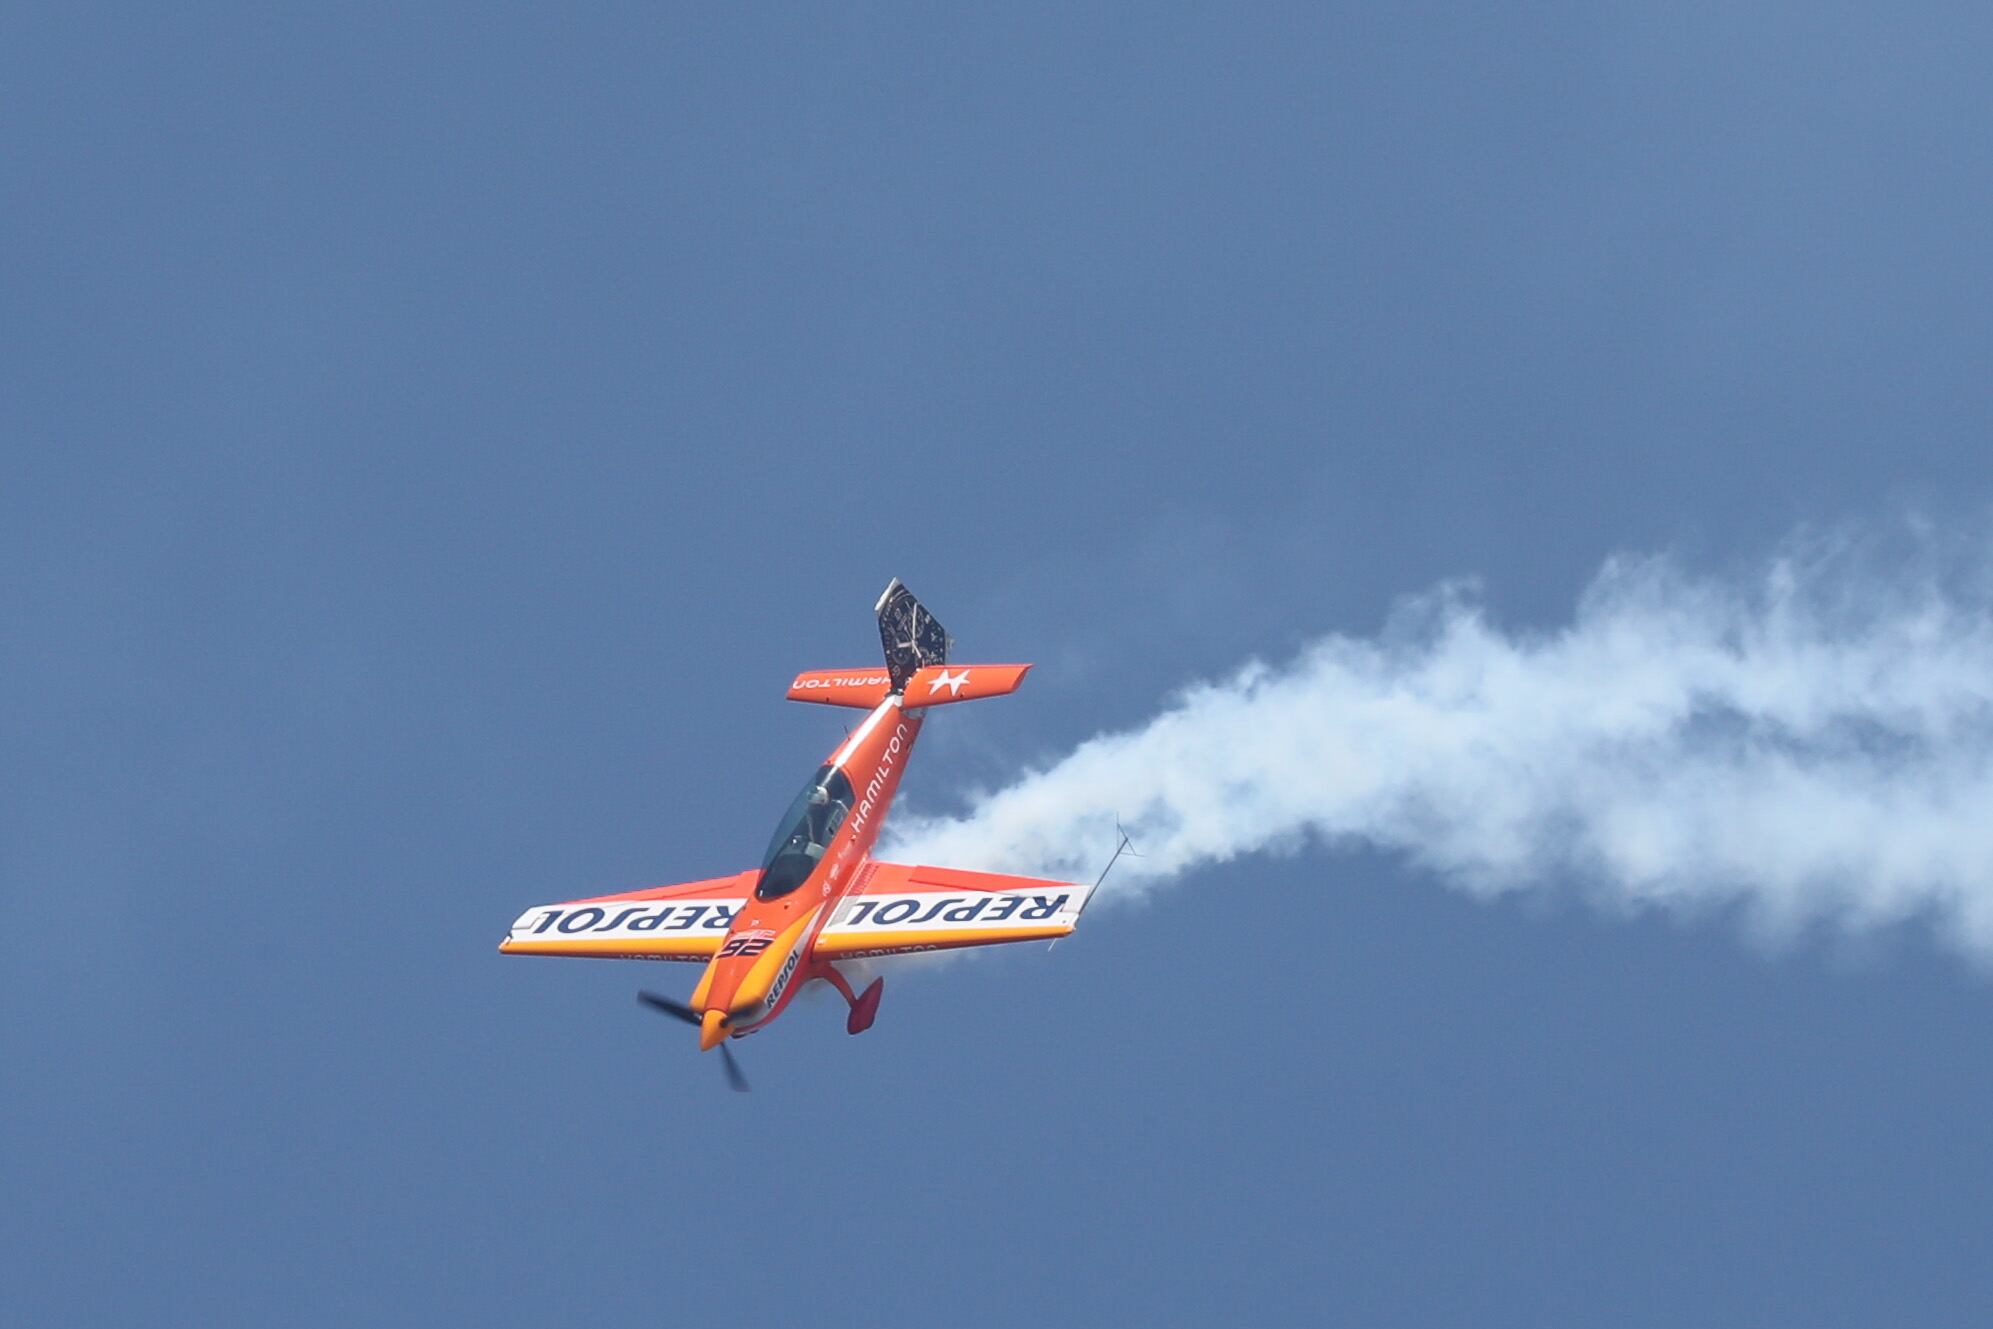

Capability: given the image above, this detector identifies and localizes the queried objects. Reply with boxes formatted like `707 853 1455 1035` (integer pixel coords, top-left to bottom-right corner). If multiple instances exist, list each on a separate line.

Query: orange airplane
499 580 1098 1089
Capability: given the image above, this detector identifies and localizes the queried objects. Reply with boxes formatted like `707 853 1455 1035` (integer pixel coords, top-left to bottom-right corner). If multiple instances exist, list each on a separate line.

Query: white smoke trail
886 532 1993 960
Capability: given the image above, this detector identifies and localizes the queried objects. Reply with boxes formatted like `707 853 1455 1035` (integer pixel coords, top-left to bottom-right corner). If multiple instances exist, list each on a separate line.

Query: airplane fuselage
687 694 926 1043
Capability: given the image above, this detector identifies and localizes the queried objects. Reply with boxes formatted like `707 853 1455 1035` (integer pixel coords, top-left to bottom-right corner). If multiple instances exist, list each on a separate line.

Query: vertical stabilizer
875 579 949 694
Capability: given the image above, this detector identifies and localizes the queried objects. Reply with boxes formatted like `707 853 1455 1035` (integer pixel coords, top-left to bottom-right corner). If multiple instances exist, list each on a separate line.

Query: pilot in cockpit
801 785 833 859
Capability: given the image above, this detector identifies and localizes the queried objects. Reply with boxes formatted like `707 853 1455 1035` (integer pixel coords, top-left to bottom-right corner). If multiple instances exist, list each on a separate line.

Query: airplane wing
812 861 1093 959
499 871 757 961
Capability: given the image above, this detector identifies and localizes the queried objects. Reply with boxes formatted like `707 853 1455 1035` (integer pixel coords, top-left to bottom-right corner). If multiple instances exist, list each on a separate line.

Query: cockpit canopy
754 764 856 901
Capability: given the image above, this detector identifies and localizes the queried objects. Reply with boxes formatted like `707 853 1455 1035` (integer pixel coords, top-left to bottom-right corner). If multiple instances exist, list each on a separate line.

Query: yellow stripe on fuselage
730 907 821 1010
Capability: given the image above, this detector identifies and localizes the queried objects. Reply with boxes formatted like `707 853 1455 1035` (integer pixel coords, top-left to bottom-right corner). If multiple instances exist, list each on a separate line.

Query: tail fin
875 579 950 694
787 581 1030 709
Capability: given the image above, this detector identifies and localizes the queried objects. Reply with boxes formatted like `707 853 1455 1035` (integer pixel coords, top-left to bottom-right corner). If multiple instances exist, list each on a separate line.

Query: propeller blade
639 990 752 1092
637 990 700 1026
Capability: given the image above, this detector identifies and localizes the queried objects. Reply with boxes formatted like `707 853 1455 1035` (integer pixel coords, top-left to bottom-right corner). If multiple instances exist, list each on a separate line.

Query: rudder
875 579 950 694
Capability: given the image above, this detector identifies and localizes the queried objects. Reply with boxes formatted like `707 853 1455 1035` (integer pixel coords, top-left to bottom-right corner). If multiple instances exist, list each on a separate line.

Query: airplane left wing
499 871 756 961
812 862 1093 959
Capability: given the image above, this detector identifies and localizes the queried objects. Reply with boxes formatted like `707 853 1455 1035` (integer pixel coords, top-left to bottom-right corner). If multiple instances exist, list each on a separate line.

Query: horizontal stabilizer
903 663 1031 707
788 664 1031 709
787 669 893 708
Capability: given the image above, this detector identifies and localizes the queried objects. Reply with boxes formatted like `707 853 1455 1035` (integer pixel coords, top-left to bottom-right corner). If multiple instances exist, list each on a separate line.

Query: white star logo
927 668 971 697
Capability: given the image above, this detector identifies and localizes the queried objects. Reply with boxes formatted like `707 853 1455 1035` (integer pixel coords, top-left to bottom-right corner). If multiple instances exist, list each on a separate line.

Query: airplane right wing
812 861 1093 959
499 871 757 961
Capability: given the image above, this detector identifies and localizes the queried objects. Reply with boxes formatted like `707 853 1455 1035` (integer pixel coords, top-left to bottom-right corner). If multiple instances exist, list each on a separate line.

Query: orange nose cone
699 1008 729 1051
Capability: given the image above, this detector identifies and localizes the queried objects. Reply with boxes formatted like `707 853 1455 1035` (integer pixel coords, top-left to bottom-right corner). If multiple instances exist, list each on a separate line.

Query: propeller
638 990 750 1092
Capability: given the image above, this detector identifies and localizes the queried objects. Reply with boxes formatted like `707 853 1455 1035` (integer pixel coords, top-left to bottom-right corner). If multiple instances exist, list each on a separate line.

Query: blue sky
6 4 1993 1325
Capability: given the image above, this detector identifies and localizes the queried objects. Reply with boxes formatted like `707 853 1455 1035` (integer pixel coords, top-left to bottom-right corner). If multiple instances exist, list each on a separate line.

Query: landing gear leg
823 964 885 1036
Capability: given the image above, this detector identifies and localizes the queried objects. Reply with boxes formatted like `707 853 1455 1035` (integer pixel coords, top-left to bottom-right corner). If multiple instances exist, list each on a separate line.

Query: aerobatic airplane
499 580 1097 1089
